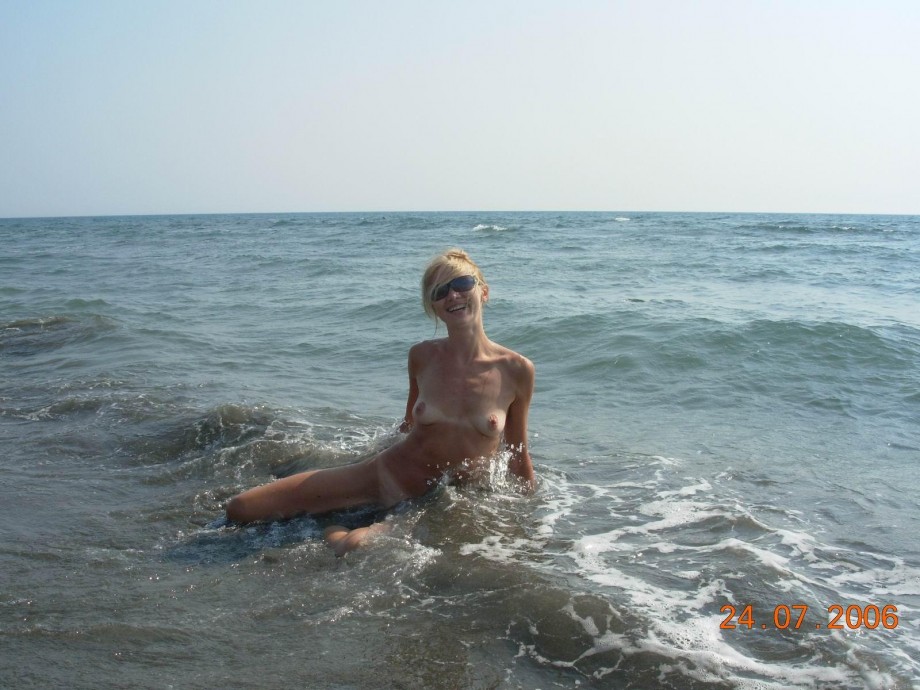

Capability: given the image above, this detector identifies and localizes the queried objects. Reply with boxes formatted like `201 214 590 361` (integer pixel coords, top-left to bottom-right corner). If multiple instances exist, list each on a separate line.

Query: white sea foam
488 461 914 688
459 535 536 564
826 556 920 597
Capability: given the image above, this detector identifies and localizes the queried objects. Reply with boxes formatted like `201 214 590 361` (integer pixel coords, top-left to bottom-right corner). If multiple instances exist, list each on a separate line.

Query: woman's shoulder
407 339 447 369
409 338 447 356
492 343 535 378
511 352 535 384
496 346 534 401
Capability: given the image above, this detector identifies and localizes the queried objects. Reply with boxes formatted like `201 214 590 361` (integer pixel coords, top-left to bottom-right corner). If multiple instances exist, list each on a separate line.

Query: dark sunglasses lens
433 275 476 301
453 276 476 292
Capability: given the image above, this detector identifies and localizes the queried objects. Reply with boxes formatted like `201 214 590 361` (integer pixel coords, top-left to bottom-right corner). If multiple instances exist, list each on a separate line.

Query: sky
2 0 918 217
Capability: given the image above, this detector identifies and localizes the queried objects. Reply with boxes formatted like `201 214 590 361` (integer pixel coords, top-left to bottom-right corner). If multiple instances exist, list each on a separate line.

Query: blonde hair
421 248 488 321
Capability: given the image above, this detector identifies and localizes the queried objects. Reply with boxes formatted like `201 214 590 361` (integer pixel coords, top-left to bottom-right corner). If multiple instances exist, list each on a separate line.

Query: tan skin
225 265 535 554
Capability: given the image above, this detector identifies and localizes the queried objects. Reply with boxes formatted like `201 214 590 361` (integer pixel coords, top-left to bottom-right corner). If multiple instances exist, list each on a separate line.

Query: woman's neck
443 320 491 362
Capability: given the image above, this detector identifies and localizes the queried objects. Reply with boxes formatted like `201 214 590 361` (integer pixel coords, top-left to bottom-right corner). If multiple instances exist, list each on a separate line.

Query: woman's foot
323 523 390 557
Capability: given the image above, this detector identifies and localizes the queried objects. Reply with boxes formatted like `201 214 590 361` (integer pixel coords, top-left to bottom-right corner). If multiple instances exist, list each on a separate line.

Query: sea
1 212 918 689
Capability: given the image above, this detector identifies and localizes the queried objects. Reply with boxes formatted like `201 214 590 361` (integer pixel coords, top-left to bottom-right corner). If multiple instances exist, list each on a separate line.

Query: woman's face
430 269 487 324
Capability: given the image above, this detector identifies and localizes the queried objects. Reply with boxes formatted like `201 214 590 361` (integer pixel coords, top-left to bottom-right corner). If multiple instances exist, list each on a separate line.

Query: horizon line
3 208 918 221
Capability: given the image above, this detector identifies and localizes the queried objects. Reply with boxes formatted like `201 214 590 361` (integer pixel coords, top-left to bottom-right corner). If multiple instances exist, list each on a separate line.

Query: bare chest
413 361 513 435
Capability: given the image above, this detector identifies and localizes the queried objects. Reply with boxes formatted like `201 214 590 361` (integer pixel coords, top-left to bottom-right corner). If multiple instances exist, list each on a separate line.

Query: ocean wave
2 315 75 330
0 375 166 424
0 314 117 357
123 404 303 470
267 218 302 228
64 298 111 309
608 316 917 377
12 395 112 422
473 223 510 232
742 319 917 370
517 309 919 428
122 403 405 492
741 217 904 239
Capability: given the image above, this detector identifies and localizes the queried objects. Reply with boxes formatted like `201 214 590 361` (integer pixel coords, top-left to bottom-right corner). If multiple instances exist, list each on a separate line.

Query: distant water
1 212 918 689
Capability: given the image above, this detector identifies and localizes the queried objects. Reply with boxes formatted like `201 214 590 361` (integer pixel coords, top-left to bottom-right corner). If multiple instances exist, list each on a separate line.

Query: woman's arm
398 344 422 433
503 355 536 490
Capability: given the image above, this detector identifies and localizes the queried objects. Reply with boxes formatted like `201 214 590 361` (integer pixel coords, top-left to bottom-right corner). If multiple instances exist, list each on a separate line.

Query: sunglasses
432 275 477 301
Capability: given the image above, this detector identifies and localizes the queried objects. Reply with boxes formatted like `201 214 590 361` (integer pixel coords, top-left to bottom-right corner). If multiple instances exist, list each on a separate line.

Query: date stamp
720 604 899 631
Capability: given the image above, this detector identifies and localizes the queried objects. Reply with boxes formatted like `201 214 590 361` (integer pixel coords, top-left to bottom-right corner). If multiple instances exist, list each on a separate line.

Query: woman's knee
225 494 251 523
226 490 272 523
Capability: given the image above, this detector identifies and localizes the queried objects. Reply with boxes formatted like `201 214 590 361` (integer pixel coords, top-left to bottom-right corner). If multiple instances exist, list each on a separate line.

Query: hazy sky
2 1 918 217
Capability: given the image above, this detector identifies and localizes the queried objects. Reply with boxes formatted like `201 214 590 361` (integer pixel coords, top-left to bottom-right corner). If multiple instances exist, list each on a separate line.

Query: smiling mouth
447 303 468 313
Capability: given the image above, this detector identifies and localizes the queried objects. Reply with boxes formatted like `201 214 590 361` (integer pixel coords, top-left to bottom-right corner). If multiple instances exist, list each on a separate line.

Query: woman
226 248 535 554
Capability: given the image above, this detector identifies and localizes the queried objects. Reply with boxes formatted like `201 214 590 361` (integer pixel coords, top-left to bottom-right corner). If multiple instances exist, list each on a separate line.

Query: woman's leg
226 459 380 524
